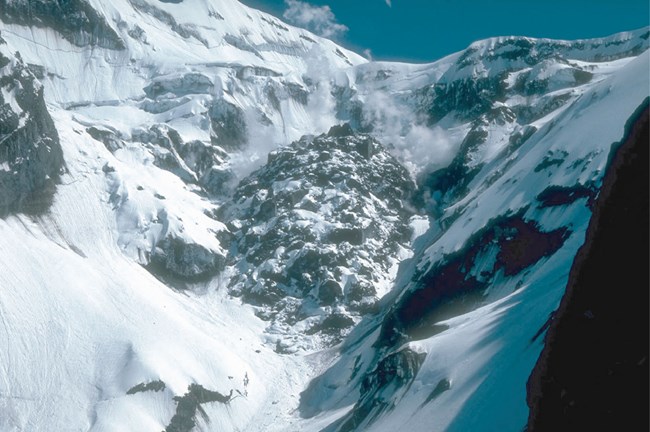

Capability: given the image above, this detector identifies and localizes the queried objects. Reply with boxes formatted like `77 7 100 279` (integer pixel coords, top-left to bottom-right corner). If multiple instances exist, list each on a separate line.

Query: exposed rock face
330 348 427 432
98 127 230 287
526 101 649 432
419 106 530 206
128 0 210 46
379 210 570 348
224 125 415 345
149 236 226 283
165 384 234 432
129 123 231 196
0 44 63 217
143 73 214 99
423 33 648 124
208 98 248 151
0 0 125 49
126 380 165 395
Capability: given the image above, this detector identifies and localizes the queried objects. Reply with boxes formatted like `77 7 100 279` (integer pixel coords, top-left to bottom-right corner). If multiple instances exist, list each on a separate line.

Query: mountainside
0 1 648 431
526 101 649 432
298 49 649 432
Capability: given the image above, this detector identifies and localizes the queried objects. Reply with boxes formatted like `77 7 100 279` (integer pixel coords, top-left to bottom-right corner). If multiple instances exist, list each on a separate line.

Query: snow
305 43 649 432
0 1 648 431
0 107 303 431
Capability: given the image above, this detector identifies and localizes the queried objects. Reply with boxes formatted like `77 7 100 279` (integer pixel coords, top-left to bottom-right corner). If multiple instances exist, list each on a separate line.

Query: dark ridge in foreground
526 100 649 431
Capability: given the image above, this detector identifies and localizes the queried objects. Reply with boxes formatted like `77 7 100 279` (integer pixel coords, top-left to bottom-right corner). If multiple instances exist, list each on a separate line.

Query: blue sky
240 0 650 62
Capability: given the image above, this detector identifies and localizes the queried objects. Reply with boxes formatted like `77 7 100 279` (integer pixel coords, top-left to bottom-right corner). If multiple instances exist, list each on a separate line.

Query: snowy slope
0 0 370 286
298 49 650 432
0 102 323 431
0 1 648 431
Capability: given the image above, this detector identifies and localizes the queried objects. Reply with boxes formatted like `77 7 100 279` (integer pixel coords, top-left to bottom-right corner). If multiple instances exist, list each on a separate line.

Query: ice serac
0 1 648 431
0 38 63 217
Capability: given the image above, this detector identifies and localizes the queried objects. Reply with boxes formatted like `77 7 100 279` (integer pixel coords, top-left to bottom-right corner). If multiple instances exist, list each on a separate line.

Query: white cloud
385 0 392 7
283 0 348 39
363 49 373 60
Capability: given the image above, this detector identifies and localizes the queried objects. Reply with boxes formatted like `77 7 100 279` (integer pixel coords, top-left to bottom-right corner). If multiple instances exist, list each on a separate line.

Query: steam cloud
361 89 456 178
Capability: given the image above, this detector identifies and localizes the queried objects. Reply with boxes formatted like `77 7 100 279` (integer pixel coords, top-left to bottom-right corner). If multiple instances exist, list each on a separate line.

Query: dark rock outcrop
379 209 570 347
208 99 248 151
0 0 125 50
143 73 214 99
131 124 231 196
418 107 532 207
224 128 415 339
0 46 63 217
148 236 226 283
325 348 426 432
535 183 597 209
165 384 234 432
526 100 649 431
126 380 166 395
87 126 123 153
128 0 209 46
424 32 648 124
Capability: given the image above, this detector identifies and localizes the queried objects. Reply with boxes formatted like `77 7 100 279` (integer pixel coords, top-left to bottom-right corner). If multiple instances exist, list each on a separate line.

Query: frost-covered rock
149 235 226 282
0 42 63 216
423 31 648 122
144 73 214 99
418 106 528 206
332 348 427 431
128 123 231 196
224 125 415 345
208 98 248 151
